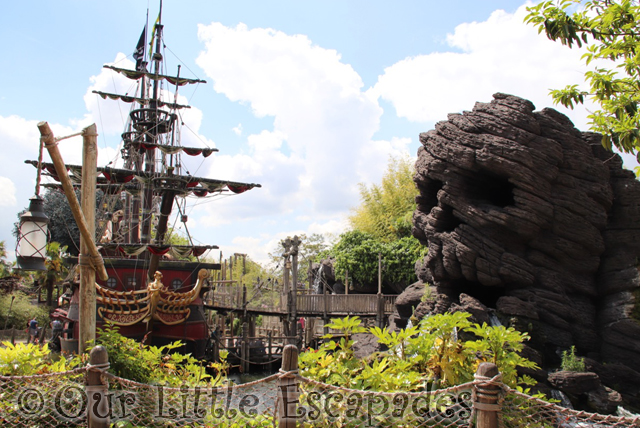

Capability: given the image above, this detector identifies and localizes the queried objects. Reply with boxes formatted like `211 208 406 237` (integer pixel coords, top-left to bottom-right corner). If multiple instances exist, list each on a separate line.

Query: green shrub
93 324 228 386
0 341 78 375
0 291 50 330
561 346 585 372
300 312 539 392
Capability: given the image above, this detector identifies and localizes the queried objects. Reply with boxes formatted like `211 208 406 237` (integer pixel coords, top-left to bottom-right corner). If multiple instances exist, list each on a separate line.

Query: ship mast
27 1 262 285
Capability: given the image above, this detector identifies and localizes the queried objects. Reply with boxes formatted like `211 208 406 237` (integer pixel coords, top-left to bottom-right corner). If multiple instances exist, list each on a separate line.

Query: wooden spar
36 122 108 281
80 124 98 352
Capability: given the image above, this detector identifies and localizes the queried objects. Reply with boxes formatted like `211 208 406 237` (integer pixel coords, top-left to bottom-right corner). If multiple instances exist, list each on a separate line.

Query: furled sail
92 90 191 110
103 65 207 86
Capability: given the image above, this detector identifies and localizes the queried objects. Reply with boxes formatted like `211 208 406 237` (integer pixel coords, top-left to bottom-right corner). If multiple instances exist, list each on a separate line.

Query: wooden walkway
204 292 397 318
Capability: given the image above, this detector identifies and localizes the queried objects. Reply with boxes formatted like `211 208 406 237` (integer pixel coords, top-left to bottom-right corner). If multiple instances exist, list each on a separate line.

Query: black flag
133 25 146 71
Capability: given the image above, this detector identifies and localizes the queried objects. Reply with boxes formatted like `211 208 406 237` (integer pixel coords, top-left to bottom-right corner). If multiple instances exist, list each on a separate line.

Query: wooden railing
208 289 397 316
283 294 397 316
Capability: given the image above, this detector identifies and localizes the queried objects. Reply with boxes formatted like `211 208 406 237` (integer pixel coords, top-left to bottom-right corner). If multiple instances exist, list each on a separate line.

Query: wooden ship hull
60 259 220 358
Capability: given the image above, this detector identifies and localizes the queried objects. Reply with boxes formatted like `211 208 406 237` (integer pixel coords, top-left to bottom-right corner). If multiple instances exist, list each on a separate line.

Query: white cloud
370 4 594 131
232 123 243 136
196 22 390 220
0 177 17 207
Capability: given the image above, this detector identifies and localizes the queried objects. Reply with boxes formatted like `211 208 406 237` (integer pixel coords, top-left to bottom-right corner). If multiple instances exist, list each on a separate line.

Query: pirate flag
133 25 146 72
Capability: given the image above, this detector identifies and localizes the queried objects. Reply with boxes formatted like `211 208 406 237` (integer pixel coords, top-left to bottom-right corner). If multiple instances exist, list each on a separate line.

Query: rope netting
104 371 281 427
295 376 474 427
0 367 88 427
2 368 640 427
500 387 640 428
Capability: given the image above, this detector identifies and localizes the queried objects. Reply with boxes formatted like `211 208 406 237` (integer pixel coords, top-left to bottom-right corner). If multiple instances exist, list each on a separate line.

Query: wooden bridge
204 290 397 318
204 242 400 371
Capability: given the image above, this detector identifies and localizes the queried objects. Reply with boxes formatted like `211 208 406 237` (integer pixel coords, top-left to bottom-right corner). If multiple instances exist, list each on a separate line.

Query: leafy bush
300 312 538 392
0 341 78 375
93 324 228 386
561 346 586 372
0 291 50 330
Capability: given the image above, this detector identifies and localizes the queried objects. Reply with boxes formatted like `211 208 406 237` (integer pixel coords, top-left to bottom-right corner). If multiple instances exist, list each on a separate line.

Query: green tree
35 242 69 308
267 233 329 287
14 188 115 256
525 0 640 154
349 155 418 241
0 241 11 277
331 230 425 291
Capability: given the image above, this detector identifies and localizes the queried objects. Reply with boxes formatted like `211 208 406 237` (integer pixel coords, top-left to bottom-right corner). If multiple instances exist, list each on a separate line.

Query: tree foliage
349 156 418 242
14 189 113 256
267 233 329 285
331 230 425 288
0 241 11 278
35 241 69 307
525 0 640 154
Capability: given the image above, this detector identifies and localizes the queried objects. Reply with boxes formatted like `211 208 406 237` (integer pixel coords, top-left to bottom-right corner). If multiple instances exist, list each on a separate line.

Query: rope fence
0 345 638 427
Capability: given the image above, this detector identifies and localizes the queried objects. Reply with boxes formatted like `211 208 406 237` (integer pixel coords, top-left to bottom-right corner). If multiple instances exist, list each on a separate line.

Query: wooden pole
345 270 349 295
277 344 299 428
378 253 382 295
86 346 109 428
80 124 98 353
290 236 299 345
377 253 384 327
36 122 108 281
474 363 501 428
242 321 249 372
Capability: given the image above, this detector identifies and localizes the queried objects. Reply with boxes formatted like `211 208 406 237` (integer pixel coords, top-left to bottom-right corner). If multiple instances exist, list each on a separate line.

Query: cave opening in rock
440 203 463 232
421 179 444 212
467 170 514 208
455 278 505 309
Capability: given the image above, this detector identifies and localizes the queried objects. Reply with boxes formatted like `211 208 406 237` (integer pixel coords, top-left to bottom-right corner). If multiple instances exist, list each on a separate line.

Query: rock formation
411 93 640 409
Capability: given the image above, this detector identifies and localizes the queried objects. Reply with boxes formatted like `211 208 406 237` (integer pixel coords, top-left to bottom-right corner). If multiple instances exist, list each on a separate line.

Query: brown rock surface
412 93 640 407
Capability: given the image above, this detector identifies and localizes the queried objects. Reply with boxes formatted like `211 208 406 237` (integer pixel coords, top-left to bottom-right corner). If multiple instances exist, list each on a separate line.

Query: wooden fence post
474 362 501 428
278 344 299 428
86 345 110 428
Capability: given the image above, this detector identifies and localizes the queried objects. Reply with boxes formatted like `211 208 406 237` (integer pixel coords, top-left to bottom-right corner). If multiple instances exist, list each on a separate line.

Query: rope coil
278 369 299 379
86 362 111 373
78 253 105 272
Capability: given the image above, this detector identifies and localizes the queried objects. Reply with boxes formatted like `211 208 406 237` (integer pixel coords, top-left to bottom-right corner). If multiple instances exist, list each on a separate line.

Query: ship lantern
16 196 49 271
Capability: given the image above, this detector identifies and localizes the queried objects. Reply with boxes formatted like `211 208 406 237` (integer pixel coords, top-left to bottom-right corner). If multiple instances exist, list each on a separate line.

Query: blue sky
1 1 636 265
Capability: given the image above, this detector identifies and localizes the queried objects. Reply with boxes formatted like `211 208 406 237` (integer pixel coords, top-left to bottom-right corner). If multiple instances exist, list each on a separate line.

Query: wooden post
36 122 108 281
80 124 98 353
242 320 249 372
377 253 384 327
277 344 299 428
345 270 349 295
378 253 382 295
474 363 501 428
290 236 300 345
86 346 109 428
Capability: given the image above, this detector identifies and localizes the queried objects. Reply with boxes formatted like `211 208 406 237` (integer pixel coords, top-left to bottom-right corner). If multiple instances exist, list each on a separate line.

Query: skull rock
412 93 640 377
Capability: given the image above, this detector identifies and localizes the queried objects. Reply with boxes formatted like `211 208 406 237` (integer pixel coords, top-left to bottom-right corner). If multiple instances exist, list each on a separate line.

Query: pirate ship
28 6 260 357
